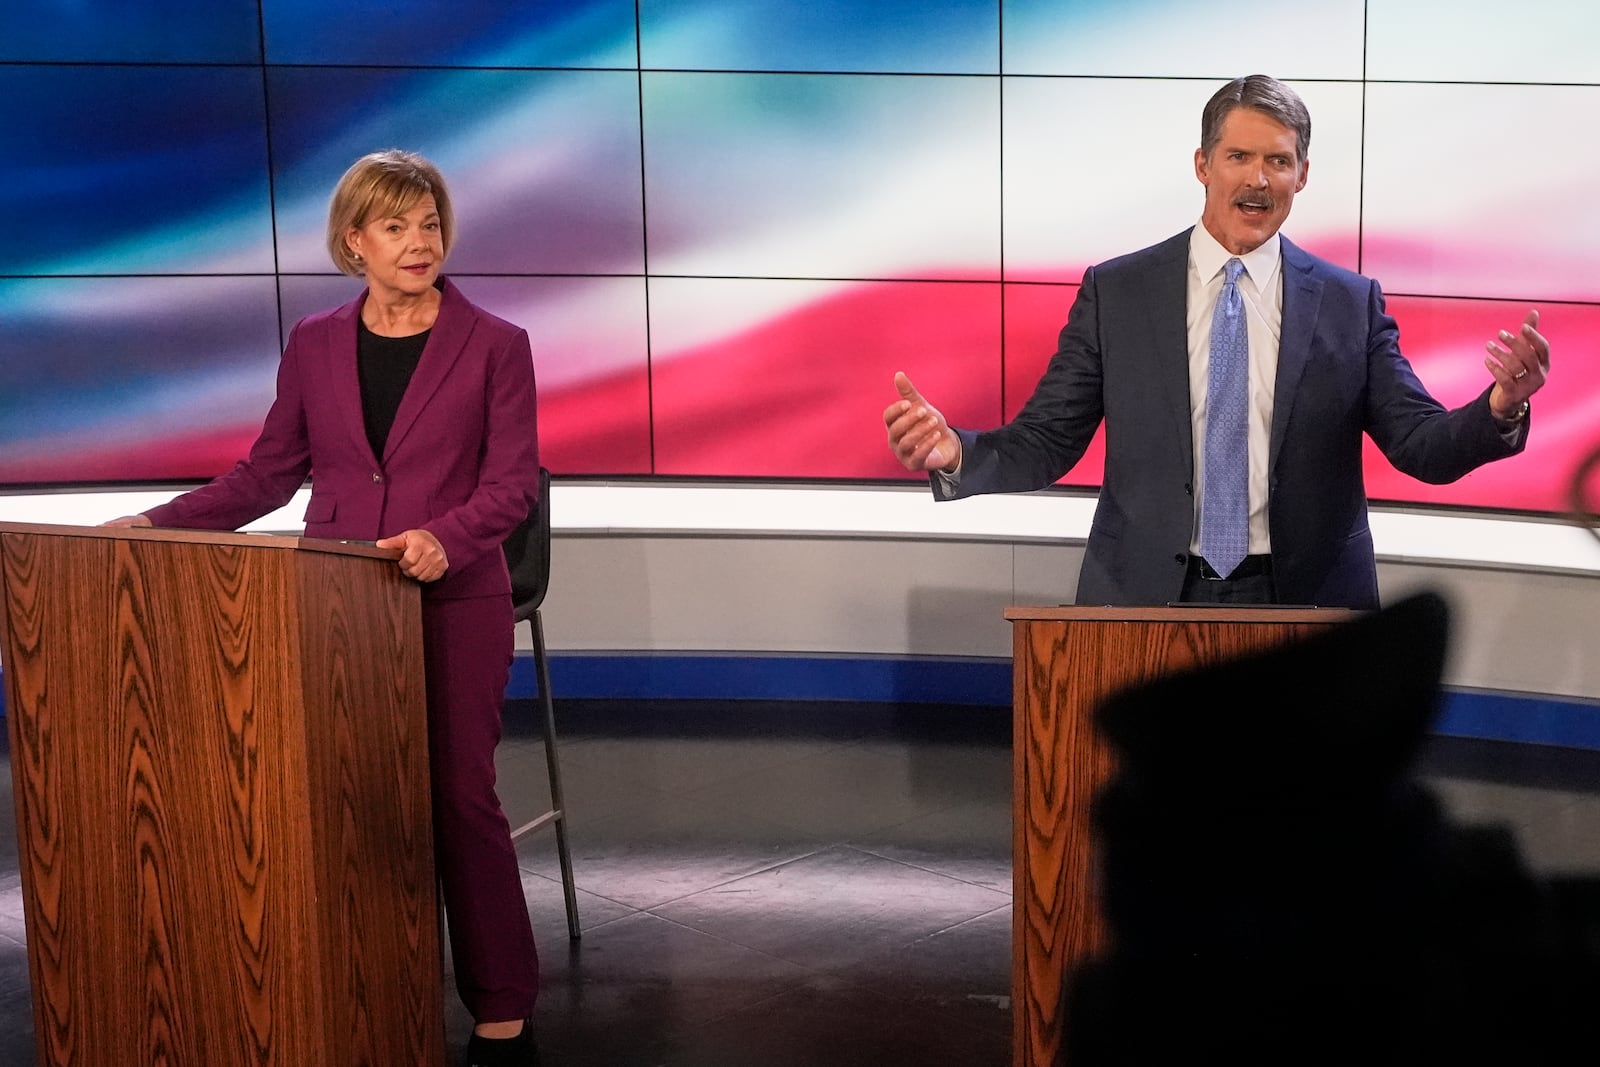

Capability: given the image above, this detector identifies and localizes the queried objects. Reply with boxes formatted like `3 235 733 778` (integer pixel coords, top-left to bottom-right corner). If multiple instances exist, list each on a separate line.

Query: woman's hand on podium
101 514 153 527
375 527 449 583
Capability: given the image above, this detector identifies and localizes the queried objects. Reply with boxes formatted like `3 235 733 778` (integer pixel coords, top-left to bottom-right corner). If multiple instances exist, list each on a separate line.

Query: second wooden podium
0 522 445 1067
1006 604 1356 1067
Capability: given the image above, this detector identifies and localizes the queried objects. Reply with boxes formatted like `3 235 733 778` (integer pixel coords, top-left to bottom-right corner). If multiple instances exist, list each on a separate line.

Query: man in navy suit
884 74 1551 610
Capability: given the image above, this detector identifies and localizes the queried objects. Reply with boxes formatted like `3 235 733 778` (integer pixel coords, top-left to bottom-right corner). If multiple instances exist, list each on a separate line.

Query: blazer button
1174 553 1187 565
371 472 383 483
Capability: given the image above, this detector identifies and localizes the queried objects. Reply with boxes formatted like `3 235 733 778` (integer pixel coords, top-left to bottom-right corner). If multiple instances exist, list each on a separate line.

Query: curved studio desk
3 480 1598 748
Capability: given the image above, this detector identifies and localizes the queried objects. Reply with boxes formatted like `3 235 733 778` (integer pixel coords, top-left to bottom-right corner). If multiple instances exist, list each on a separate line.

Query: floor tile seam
513 870 653 920
508 801 838 859
913 899 1014 941
536 903 649 937
518 795 846 849
636 897 1013 982
630 846 839 912
842 841 1013 891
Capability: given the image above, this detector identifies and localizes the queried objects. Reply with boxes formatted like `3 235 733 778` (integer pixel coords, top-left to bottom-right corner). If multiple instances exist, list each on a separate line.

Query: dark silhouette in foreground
1065 590 1600 1065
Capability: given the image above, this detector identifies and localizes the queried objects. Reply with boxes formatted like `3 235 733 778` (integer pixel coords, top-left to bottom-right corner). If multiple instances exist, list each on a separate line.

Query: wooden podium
0 522 444 1067
1006 604 1356 1067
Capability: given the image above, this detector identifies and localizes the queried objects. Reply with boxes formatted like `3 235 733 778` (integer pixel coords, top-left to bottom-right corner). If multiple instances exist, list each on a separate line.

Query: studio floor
2 697 1598 1066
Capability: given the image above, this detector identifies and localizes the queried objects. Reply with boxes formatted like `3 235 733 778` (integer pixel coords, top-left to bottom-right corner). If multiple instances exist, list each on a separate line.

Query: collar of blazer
329 276 477 464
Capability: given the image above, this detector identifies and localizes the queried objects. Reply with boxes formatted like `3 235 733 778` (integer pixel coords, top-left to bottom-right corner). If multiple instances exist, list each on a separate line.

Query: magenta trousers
423 593 539 1023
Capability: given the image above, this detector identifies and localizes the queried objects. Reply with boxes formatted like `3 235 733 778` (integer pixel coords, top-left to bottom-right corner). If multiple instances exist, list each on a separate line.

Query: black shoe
465 1020 540 1067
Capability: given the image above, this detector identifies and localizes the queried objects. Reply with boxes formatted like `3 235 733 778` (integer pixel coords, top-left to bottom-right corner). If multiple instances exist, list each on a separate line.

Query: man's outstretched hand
1484 307 1550 421
883 372 961 473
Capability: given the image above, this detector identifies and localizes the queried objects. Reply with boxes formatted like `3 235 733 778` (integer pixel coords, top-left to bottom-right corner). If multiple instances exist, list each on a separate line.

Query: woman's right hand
102 514 153 527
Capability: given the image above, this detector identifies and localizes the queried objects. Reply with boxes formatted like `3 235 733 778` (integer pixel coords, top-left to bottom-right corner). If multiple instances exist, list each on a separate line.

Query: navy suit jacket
146 277 540 601
941 229 1524 609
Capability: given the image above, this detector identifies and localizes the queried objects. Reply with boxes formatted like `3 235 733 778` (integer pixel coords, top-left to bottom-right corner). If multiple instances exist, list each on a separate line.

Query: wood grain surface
1008 608 1353 1067
0 524 441 1066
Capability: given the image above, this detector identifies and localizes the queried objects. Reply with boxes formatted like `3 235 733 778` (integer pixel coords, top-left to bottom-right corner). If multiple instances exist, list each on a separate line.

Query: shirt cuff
1492 399 1529 442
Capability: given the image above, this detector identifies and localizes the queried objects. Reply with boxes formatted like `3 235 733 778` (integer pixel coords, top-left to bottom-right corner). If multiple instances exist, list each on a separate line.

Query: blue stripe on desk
507 652 1014 706
4 656 1598 751
506 653 1600 751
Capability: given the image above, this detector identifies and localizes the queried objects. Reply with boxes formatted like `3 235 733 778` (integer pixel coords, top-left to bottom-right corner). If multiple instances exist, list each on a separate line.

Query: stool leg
533 609 581 940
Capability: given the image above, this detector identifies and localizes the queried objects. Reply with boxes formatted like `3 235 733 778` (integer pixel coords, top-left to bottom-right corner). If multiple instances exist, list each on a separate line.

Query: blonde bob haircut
325 149 456 277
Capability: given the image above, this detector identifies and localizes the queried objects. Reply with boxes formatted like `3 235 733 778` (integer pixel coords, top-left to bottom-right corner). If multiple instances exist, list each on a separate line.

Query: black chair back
503 466 551 622
497 464 581 940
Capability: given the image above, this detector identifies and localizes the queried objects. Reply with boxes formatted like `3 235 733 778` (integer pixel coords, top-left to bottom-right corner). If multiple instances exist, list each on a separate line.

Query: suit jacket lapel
327 296 378 465
383 278 472 461
1150 230 1195 479
1272 237 1323 473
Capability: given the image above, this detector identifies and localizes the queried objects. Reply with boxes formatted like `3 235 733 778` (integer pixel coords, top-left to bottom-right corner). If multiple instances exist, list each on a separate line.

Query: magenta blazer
146 277 540 601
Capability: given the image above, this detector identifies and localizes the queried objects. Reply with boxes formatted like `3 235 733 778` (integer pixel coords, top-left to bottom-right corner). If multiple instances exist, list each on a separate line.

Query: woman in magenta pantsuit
107 150 543 1067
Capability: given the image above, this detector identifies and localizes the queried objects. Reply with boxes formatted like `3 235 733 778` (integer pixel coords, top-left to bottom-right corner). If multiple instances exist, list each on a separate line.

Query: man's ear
1295 157 1310 193
1194 146 1210 186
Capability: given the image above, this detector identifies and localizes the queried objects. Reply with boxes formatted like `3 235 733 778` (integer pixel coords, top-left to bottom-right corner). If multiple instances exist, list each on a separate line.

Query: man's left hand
1485 308 1549 419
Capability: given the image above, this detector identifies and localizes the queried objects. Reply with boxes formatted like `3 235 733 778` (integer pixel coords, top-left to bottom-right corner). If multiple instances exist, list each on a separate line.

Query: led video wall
2 0 1596 515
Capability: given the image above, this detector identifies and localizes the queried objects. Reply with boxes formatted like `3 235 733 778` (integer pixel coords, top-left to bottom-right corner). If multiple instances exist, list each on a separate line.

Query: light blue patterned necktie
1199 257 1249 578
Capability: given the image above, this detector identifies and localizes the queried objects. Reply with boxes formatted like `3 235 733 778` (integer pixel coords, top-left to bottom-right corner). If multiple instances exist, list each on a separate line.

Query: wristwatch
1494 400 1530 428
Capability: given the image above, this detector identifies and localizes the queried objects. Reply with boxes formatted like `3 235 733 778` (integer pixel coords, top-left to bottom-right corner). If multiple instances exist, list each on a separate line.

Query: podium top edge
0 521 401 561
1006 604 1363 623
